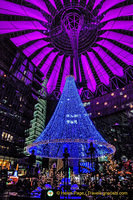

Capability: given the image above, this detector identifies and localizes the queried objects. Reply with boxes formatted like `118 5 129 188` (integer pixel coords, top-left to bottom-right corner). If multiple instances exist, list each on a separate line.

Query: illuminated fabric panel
0 8 22 16
73 58 77 81
93 0 103 9
101 20 133 31
86 0 90 5
40 52 59 78
60 0 64 5
23 40 50 57
24 0 50 15
73 58 82 82
101 4 133 22
92 46 124 77
0 21 46 34
0 0 47 22
81 54 96 92
87 52 109 85
99 31 133 49
98 0 125 15
47 55 64 93
32 47 53 66
11 31 47 46
97 40 133 66
49 0 57 9
60 56 70 93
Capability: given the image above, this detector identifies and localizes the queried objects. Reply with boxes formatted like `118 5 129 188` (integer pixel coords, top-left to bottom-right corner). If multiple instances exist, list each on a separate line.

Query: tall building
0 39 43 167
24 79 48 156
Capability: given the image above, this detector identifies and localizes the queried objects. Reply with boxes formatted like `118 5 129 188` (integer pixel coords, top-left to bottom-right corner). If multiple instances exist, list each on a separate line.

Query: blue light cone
27 76 115 159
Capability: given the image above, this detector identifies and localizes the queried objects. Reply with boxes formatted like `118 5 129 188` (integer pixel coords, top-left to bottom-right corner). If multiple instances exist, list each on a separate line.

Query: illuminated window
96 102 99 105
7 134 10 141
24 70 27 75
124 94 127 98
130 104 133 109
111 93 114 96
104 102 108 106
20 96 22 101
10 136 13 141
111 128 115 132
2 132 5 138
98 112 101 115
114 105 117 109
0 145 9 150
2 132 13 142
84 102 90 106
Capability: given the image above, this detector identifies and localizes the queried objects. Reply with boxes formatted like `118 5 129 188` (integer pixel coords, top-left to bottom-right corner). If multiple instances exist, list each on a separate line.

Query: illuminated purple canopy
0 0 132 94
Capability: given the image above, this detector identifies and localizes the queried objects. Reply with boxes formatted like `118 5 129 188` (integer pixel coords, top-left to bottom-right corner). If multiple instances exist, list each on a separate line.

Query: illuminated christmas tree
27 76 115 159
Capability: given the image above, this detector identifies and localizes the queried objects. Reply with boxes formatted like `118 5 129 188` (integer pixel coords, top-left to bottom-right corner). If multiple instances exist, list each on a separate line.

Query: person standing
27 150 36 176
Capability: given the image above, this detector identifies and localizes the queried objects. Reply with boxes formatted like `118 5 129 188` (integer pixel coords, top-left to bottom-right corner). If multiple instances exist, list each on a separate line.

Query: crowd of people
13 165 132 200
16 159 133 199
78 160 132 199
79 171 132 199
0 155 132 200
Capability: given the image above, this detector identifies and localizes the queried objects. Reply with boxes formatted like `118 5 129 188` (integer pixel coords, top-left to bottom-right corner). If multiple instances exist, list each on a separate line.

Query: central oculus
62 8 84 82
50 6 99 56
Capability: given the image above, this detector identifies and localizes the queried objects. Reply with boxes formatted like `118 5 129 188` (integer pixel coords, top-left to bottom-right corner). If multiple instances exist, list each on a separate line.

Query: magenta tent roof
0 0 132 94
